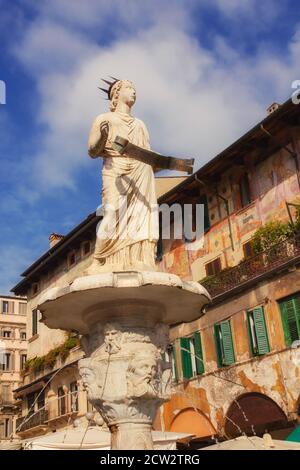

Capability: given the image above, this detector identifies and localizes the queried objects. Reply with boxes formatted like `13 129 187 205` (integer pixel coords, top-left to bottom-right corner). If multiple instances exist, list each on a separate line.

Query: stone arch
170 407 216 439
224 392 288 437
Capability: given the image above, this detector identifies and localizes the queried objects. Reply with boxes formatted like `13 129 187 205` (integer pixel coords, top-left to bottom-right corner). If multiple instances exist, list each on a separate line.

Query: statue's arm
88 116 109 158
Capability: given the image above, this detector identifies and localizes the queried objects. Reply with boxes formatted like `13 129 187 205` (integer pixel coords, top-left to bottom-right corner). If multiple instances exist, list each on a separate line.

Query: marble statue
38 79 211 449
87 79 159 273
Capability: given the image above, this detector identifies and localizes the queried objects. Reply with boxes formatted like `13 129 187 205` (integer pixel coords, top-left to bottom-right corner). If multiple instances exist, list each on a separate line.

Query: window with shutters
180 332 205 380
1 353 11 371
18 302 27 315
165 345 178 383
247 306 270 356
214 320 235 367
205 257 222 277
239 173 252 208
1 300 13 314
279 294 300 347
32 309 38 336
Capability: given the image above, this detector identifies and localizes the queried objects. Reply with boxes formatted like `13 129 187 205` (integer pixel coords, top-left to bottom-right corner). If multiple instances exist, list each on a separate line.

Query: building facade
11 98 300 445
158 99 300 444
0 295 27 440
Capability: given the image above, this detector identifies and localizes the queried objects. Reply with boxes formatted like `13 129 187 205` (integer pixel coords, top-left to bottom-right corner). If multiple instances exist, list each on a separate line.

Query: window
214 320 235 367
4 418 12 438
165 345 178 382
1 353 11 371
68 251 76 268
32 309 38 336
1 384 11 403
58 387 66 416
32 283 39 295
2 300 14 314
18 302 27 315
3 331 11 338
279 294 300 347
20 354 27 370
239 173 252 208
180 332 205 380
21 331 27 340
69 381 78 412
27 392 36 416
205 257 222 277
81 241 91 257
247 307 270 356
243 240 254 259
37 391 45 410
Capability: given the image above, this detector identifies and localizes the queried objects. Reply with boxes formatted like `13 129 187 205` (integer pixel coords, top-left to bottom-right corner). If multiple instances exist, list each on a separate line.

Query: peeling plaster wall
165 347 300 435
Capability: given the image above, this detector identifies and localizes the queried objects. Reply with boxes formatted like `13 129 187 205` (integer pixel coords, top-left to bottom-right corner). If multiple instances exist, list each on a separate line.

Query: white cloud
10 0 299 192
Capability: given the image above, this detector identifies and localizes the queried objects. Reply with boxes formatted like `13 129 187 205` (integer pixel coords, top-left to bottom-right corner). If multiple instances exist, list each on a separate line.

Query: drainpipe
260 124 300 189
194 174 235 251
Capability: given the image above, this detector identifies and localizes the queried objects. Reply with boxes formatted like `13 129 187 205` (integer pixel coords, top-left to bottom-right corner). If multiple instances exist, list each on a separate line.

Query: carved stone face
129 354 158 385
80 367 95 391
104 323 122 354
79 360 102 401
118 81 136 107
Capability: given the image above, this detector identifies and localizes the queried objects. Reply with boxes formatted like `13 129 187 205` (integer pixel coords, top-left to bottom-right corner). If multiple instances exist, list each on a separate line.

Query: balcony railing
16 409 48 432
47 391 79 422
201 234 300 299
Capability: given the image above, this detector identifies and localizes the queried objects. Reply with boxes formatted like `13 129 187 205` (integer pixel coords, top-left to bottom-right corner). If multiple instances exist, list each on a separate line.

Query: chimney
49 233 64 248
267 102 280 115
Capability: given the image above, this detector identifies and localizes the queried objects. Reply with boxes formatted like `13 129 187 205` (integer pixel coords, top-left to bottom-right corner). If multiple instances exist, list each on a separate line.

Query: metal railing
16 409 48 432
201 234 300 298
48 391 79 421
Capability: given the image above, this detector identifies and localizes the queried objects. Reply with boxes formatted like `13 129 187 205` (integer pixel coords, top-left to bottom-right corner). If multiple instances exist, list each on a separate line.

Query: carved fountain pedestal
38 271 210 450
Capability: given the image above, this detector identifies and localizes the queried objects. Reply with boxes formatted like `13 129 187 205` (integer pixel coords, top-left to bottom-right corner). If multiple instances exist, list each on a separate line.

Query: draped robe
88 111 159 269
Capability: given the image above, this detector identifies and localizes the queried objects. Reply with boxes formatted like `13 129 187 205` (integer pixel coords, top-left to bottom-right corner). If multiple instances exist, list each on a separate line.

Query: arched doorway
170 407 216 439
225 393 288 437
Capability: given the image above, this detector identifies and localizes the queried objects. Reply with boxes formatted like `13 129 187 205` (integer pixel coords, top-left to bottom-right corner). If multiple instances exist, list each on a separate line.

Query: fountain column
38 270 210 450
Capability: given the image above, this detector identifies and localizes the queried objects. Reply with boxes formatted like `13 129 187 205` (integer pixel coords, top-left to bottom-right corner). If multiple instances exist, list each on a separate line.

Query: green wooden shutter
253 307 270 355
193 332 204 374
279 297 300 346
220 321 235 365
180 337 193 379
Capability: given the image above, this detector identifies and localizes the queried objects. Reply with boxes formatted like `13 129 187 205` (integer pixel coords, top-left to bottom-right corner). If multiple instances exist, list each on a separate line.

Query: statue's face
118 81 136 107
80 367 95 392
104 325 122 353
132 357 157 383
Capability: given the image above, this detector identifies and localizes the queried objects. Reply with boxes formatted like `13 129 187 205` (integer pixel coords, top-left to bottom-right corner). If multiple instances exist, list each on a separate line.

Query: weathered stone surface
37 270 210 449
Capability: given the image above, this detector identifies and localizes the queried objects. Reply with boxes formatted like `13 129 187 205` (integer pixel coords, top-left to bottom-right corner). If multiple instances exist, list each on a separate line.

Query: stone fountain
37 79 210 450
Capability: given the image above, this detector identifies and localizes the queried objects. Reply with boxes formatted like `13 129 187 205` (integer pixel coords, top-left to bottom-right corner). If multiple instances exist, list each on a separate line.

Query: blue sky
1 0 300 293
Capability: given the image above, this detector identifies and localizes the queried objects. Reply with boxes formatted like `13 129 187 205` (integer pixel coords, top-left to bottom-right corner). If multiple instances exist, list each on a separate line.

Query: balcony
201 234 300 301
46 392 79 425
16 408 48 434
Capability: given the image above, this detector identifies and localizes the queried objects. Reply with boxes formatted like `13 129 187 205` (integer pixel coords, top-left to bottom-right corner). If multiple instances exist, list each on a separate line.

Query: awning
200 434 300 450
286 426 300 443
22 427 194 450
